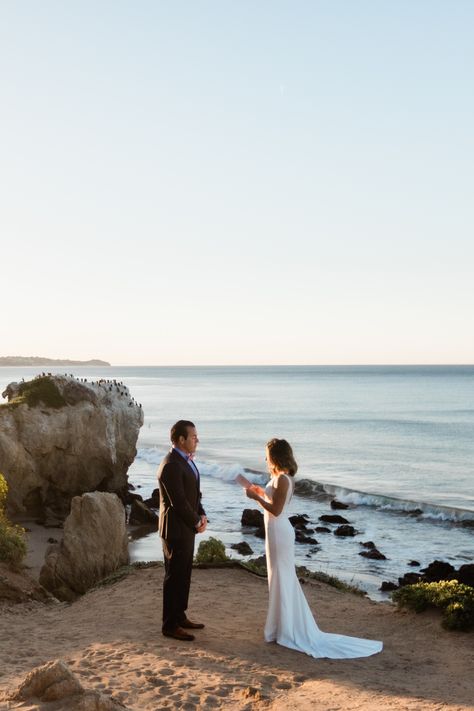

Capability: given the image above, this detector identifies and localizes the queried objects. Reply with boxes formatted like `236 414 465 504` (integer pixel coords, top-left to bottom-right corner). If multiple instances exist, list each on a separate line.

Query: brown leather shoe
162 626 195 641
181 618 205 629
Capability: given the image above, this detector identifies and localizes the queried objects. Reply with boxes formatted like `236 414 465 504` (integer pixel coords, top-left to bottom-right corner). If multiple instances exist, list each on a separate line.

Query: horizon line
2 362 474 368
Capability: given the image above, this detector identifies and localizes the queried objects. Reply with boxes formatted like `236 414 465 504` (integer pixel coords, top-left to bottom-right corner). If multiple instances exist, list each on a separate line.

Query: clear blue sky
1 1 473 365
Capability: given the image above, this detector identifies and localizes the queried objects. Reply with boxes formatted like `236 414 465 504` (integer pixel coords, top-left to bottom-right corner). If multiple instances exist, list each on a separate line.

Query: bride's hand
245 485 259 500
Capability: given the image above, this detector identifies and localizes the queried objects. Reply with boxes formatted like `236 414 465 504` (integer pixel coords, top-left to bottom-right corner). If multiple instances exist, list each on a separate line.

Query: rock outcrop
0 562 53 605
39 492 128 601
7 659 127 710
0 374 143 518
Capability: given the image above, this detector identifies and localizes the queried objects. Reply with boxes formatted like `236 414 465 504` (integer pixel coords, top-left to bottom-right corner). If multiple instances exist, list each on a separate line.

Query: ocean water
1 365 473 599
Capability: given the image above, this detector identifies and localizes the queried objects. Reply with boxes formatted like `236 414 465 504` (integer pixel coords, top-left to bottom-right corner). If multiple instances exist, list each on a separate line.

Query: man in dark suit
157 420 207 641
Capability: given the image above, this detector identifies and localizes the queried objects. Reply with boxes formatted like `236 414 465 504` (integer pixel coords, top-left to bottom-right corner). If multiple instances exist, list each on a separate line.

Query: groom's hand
196 515 207 533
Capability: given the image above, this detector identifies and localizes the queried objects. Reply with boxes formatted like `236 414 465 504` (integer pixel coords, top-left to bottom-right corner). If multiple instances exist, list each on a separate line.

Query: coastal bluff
0 356 110 366
0 374 143 518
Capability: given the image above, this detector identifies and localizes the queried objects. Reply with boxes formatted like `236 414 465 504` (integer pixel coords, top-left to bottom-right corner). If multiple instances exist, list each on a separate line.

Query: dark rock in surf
315 526 331 533
144 488 160 508
319 514 350 524
330 499 349 510
398 572 422 587
408 560 420 567
289 514 311 529
456 564 474 587
421 560 456 582
128 499 157 525
334 525 356 537
241 509 264 528
295 531 318 545
359 548 386 560
231 541 254 556
123 492 144 506
380 581 398 592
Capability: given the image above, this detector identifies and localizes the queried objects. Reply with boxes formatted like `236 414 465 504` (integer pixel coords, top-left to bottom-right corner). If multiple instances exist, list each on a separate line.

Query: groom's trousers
161 535 195 631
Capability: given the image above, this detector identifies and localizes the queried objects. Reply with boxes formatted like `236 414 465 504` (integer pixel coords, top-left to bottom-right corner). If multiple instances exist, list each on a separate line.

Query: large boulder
7 659 127 710
39 492 128 601
0 374 143 518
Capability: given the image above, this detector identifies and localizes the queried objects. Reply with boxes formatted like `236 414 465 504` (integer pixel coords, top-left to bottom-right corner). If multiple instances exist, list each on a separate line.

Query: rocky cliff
0 374 143 517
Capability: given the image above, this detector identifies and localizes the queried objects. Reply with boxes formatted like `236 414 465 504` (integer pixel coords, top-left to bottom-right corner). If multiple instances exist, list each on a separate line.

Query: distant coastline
0 356 111 367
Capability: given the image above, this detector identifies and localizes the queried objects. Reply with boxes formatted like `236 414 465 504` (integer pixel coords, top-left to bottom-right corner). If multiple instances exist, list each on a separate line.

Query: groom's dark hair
171 420 196 444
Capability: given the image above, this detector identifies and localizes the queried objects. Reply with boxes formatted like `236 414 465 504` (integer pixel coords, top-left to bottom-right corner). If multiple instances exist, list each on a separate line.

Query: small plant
0 473 27 568
240 556 267 576
0 473 7 510
194 537 229 565
393 580 474 631
297 568 366 596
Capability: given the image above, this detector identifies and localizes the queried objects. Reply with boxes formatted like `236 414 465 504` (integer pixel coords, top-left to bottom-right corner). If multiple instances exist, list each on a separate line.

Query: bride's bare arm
246 476 289 516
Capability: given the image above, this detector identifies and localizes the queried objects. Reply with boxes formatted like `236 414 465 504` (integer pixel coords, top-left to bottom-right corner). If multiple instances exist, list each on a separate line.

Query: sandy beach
2 551 474 711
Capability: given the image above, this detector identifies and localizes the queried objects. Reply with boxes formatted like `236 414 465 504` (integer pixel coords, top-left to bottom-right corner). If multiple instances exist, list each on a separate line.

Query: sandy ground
1 562 474 711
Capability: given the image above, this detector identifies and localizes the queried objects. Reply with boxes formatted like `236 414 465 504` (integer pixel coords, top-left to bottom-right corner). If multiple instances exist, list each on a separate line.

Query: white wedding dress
264 474 383 658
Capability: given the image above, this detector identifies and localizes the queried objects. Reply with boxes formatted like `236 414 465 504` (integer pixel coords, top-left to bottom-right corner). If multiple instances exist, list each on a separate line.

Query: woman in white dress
245 438 383 659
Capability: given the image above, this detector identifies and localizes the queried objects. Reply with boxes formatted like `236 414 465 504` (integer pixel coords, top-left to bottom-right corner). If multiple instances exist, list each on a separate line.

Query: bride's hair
266 438 298 477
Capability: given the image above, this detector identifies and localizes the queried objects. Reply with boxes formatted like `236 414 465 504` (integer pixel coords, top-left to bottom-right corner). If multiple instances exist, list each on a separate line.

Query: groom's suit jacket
157 448 206 543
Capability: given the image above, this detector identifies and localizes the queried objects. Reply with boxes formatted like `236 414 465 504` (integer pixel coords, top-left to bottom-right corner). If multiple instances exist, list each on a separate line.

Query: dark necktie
187 454 198 479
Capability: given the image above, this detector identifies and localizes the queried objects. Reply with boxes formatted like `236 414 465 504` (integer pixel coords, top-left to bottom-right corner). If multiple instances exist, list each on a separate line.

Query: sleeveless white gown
264 474 383 658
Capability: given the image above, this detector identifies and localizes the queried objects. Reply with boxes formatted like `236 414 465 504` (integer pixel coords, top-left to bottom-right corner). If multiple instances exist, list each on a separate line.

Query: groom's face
179 426 199 455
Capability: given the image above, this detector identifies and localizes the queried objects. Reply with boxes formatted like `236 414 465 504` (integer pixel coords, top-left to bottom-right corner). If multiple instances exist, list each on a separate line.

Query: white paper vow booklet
235 473 252 489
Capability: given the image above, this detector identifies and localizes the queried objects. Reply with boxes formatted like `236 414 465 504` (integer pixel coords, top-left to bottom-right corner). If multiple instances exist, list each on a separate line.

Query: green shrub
0 472 27 568
393 580 474 631
0 516 27 567
18 377 66 408
1 376 67 410
194 537 229 565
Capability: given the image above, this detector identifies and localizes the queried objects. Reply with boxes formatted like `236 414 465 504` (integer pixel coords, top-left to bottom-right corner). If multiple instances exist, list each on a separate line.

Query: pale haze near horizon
1 1 473 366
